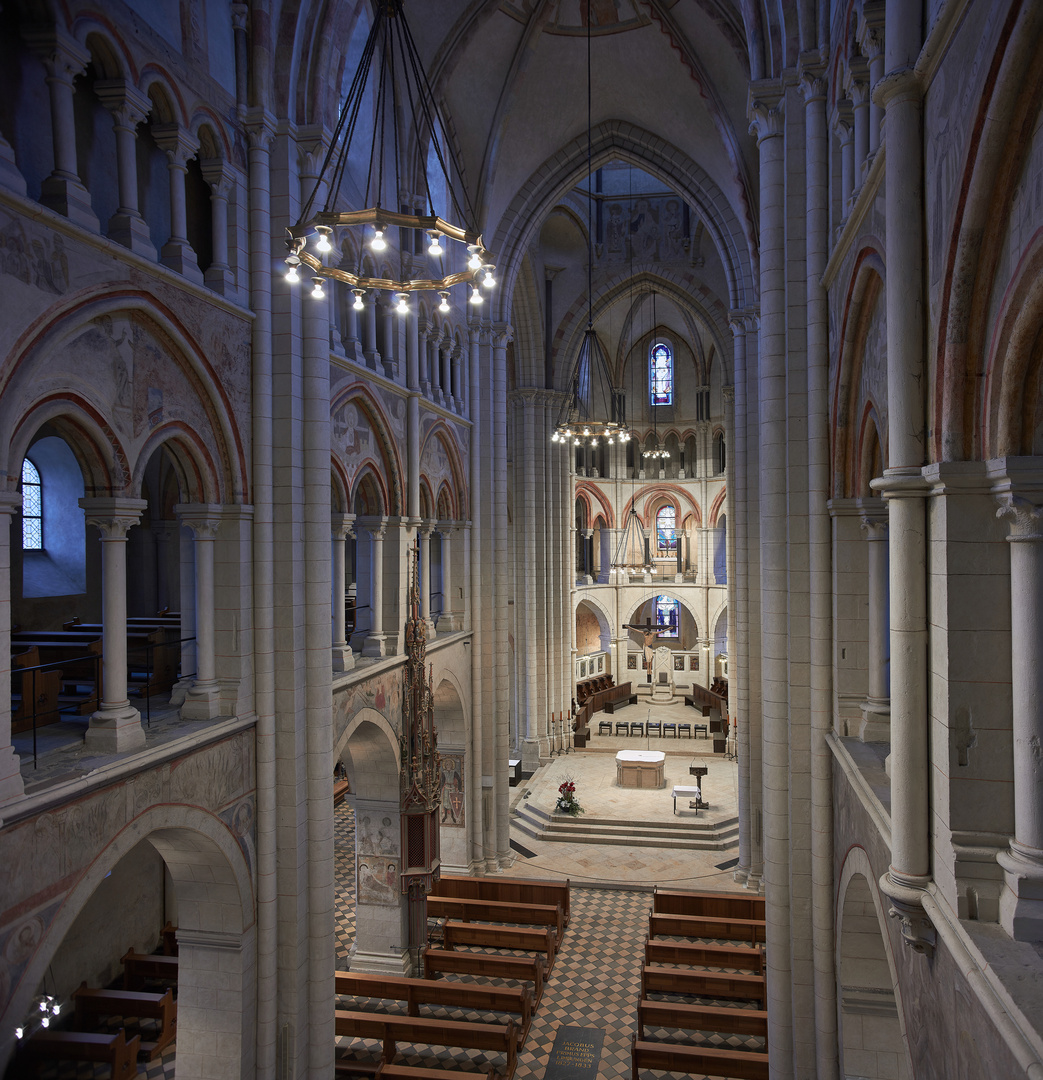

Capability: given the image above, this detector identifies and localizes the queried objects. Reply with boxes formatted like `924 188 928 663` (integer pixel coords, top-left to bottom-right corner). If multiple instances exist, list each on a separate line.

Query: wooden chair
598 720 612 735
677 722 691 737
647 720 662 737
663 721 677 737
629 721 644 736
615 721 629 736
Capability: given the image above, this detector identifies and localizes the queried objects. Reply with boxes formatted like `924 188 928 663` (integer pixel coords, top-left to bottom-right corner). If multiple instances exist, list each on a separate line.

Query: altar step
511 803 739 851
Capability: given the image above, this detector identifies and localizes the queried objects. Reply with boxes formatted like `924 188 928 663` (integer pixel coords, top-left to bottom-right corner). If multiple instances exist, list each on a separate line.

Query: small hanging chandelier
551 4 629 449
610 506 650 579
284 0 494 309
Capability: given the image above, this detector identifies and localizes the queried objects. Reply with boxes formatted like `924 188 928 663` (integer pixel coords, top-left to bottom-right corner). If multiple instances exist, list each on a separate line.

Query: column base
744 872 763 893
168 676 193 707
365 351 382 372
40 174 99 231
204 262 236 296
0 141 27 195
160 238 204 284
422 617 436 639
349 947 412 976
85 703 146 753
859 698 891 742
436 611 463 632
381 358 398 380
108 211 157 259
332 645 355 672
998 844 1043 942
521 737 542 773
180 681 222 720
0 745 25 806
362 633 387 658
880 870 936 956
732 865 749 886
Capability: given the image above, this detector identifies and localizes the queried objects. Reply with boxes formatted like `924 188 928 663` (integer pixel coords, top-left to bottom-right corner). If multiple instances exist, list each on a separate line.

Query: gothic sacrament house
0 1 1042 1078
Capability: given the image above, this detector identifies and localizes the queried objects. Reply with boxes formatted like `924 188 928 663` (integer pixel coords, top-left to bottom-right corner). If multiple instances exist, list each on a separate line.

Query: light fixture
283 1 494 306
469 285 484 305
551 9 628 447
438 291 451 313
352 288 365 311
611 506 651 579
311 276 326 300
394 292 410 315
284 255 301 283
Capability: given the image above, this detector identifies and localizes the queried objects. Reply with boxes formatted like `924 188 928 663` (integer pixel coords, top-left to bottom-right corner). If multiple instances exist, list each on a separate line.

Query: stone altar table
616 749 665 789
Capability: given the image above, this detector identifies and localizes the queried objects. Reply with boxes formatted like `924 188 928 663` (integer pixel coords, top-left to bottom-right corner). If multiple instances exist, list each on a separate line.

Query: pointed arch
331 385 405 517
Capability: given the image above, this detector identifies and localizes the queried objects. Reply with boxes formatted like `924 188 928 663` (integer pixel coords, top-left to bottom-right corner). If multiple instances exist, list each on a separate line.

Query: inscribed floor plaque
543 1026 604 1080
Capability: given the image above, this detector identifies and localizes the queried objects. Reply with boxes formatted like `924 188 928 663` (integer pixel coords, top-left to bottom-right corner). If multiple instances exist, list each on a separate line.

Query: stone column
876 0 933 956
363 519 387 657
152 124 204 283
332 514 355 672
859 1 886 157
996 494 1043 940
419 324 432 396
579 529 593 584
441 339 453 409
95 80 156 256
176 504 223 720
80 497 148 752
201 159 236 294
24 27 99 229
860 506 891 741
438 523 461 631
849 59 871 184
451 343 464 413
0 494 25 805
419 523 435 639
363 292 380 370
381 299 396 379
833 101 855 215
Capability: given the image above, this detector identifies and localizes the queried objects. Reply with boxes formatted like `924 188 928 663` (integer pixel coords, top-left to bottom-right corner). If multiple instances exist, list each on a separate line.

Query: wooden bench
441 922 558 973
603 693 638 713
422 946 544 1006
648 911 766 946
645 939 765 973
334 1010 517 1080
334 779 351 806
335 971 532 1041
23 1028 141 1080
631 1033 768 1080
73 983 176 1059
432 874 571 927
121 949 178 991
11 646 63 733
653 888 766 921
427 896 564 940
642 964 766 1006
684 685 727 716
638 998 768 1039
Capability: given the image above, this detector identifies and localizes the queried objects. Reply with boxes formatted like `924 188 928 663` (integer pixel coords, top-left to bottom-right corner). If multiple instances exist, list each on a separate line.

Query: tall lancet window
650 341 673 405
656 504 677 552
21 458 43 550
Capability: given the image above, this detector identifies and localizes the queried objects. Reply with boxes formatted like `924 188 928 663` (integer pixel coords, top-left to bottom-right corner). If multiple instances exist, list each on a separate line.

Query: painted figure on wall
439 754 465 826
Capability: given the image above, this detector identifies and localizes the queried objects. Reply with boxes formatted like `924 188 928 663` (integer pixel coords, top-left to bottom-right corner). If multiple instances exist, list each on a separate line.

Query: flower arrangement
555 775 584 816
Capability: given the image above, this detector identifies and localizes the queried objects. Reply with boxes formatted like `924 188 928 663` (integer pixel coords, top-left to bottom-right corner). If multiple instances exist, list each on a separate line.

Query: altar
615 749 665 789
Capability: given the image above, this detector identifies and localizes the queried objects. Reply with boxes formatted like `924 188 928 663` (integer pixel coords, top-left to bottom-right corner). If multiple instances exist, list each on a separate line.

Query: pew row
645 939 765 974
441 922 558 974
427 895 564 940
335 971 532 1041
631 1033 768 1080
638 999 768 1040
73 983 176 1059
652 887 765 921
335 1011 517 1080
121 949 178 991
421 946 544 1006
432 874 571 928
648 911 766 946
641 964 766 1007
22 1028 141 1080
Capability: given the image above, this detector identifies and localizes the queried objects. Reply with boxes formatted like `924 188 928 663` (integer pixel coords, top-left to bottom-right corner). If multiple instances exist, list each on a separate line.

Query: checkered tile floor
20 801 763 1079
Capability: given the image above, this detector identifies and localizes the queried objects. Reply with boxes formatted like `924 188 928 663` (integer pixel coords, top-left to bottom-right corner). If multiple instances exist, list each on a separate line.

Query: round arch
334 707 401 802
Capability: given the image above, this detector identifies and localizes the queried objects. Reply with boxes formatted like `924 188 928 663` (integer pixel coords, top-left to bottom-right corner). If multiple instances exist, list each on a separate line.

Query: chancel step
512 803 738 850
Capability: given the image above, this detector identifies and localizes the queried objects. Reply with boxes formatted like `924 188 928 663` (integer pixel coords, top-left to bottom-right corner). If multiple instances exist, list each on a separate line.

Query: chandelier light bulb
52 1002 61 1016
574 438 582 445
428 232 443 256
467 246 482 270
482 265 497 289
15 1026 23 1040
352 289 365 311
311 277 326 300
394 292 409 315
551 432 559 442
284 256 300 284
40 1016 49 1029
438 291 450 313
583 428 591 436
315 226 332 254
469 285 484 305
371 226 387 252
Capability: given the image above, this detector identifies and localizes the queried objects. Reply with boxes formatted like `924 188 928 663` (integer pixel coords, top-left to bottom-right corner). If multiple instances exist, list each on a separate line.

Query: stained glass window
21 458 42 550
650 341 673 405
656 504 677 552
655 595 679 638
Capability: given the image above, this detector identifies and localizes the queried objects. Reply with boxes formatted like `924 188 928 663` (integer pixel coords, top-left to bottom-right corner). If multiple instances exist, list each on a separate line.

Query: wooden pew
427 896 564 940
433 874 571 928
10 646 63 733
334 1010 517 1080
335 971 532 1041
653 888 765 921
73 983 176 1059
631 1033 768 1080
121 949 178 991
641 964 766 1006
645 939 765 974
648 911 766 946
376 1064 497 1080
441 922 558 974
23 1027 141 1080
422 946 544 1006
638 998 768 1040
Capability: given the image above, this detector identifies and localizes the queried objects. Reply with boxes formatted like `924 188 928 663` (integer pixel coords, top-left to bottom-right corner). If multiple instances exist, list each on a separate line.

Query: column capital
436 521 458 540
24 26 90 82
243 107 277 152
175 502 224 539
722 384 735 404
200 158 236 198
831 98 854 139
857 0 886 60
360 515 388 540
418 521 435 539
728 308 758 335
152 124 200 167
79 497 147 538
747 80 785 143
996 494 1043 542
231 2 249 32
490 322 513 349
332 512 356 540
94 79 151 129
846 56 871 105
873 66 923 110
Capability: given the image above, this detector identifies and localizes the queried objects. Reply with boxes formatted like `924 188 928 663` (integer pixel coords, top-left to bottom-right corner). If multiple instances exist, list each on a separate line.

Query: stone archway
836 854 913 1080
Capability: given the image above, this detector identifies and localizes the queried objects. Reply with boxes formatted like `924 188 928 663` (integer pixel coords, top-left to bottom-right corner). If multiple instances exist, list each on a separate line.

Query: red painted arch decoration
708 486 727 528
575 481 615 529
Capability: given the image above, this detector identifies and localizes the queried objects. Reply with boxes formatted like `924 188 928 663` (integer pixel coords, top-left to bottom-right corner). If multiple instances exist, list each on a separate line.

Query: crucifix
622 613 677 675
